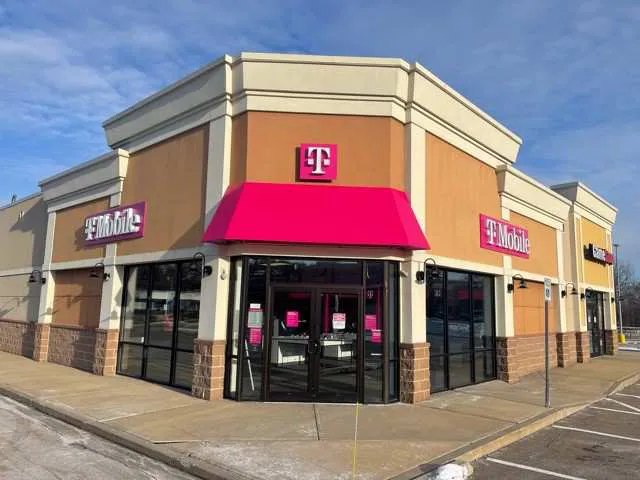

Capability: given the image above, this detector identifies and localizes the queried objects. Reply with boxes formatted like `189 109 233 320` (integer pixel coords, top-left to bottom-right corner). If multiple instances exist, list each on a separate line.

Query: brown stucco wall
514 282 558 335
230 112 406 191
52 268 102 328
581 217 611 288
118 125 208 256
425 133 502 266
52 198 109 263
510 212 558 277
0 195 47 270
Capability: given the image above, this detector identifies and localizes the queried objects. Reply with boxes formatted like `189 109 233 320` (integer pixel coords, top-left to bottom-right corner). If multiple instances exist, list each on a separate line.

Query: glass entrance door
587 292 605 357
267 287 361 402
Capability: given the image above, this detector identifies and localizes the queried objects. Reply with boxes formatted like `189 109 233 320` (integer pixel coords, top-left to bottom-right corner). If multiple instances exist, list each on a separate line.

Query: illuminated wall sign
298 143 337 181
84 201 146 246
584 243 614 265
479 214 530 258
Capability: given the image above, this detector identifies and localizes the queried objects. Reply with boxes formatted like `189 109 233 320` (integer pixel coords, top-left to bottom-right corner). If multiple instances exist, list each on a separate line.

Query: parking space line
486 458 586 479
553 425 640 442
590 406 640 416
614 392 640 400
605 398 640 413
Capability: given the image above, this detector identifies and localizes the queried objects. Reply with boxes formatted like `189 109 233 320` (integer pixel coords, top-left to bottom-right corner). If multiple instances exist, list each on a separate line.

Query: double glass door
268 287 362 402
586 292 606 357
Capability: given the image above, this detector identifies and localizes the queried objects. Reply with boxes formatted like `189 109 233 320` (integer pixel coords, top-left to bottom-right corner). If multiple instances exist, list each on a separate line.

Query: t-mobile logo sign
298 144 337 181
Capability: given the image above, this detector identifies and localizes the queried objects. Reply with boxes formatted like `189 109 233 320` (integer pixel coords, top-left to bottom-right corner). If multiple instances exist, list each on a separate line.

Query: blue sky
1 0 639 270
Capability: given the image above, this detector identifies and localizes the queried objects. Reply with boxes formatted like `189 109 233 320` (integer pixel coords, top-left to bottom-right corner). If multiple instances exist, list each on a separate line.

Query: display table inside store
270 336 355 364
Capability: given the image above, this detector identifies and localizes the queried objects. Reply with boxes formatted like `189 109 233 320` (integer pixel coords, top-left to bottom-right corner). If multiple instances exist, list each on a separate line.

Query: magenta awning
202 182 430 250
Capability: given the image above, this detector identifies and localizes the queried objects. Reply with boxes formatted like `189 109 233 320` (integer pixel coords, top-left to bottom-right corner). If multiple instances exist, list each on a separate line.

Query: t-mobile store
0 53 619 405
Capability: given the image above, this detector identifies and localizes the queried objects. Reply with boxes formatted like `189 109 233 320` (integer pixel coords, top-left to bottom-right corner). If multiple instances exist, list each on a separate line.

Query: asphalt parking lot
473 381 640 479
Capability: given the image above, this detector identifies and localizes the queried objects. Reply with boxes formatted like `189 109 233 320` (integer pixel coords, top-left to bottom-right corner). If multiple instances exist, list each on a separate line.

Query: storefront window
364 261 384 403
225 259 243 399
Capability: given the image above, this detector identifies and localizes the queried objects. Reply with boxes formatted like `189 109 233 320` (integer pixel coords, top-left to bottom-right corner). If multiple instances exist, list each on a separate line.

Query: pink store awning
202 182 430 250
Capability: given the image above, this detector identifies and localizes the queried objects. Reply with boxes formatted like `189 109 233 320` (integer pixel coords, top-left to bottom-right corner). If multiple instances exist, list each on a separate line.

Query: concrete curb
391 370 640 480
0 383 258 480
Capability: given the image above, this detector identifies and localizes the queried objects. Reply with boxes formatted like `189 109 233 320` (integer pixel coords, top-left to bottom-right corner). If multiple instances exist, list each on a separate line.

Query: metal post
544 299 550 408
614 243 623 337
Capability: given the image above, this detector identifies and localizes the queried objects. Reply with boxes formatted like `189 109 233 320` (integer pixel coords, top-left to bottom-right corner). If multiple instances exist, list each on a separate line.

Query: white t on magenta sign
479 214 530 258
84 201 146 246
298 144 337 181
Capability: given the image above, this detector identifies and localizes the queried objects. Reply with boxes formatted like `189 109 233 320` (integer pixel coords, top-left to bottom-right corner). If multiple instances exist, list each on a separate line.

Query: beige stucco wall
0 195 47 270
0 274 41 322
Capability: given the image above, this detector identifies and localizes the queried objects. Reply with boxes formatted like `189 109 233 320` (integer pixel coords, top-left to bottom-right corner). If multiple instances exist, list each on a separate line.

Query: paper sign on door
286 311 299 328
332 313 346 330
248 327 262 346
248 303 263 328
371 329 382 344
364 314 377 331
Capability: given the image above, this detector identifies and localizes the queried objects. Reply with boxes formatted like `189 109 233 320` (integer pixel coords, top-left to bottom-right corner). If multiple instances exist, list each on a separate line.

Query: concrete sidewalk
1 352 639 480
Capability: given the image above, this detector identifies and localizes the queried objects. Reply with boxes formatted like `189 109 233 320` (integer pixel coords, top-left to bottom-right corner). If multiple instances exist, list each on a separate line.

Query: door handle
307 340 320 355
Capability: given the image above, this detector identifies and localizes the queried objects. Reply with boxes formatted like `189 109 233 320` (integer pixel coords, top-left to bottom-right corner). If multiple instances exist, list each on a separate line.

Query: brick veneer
604 329 618 355
0 319 35 358
399 342 429 403
48 325 97 372
33 324 50 362
497 334 558 383
556 332 577 367
192 339 225 400
93 329 119 376
576 331 591 363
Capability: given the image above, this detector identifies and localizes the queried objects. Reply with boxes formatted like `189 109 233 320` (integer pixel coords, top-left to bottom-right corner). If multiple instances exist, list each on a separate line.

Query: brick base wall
48 325 97 372
400 342 429 403
556 332 577 367
0 319 35 358
192 339 225 400
605 329 618 355
576 331 591 363
33 324 50 362
497 335 558 383
93 329 119 376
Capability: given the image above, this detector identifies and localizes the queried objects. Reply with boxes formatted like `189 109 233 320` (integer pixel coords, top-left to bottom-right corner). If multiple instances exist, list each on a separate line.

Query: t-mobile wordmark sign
480 214 530 258
298 144 338 181
84 201 146 246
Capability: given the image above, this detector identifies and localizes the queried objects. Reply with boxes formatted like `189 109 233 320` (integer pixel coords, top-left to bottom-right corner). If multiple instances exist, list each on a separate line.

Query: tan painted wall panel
510 212 558 277
425 133 502 266
119 125 209 256
231 112 406 190
0 274 41 322
581 217 611 288
52 268 102 328
514 282 557 335
0 196 47 270
52 198 109 263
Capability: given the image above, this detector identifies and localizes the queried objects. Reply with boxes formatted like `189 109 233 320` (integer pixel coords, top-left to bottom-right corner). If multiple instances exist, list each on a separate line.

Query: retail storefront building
0 53 618 404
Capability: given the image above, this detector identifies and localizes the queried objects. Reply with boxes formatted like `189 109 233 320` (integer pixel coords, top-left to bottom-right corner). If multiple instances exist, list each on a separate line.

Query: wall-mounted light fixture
561 282 578 298
611 296 616 303
89 262 110 281
416 258 440 285
28 268 46 284
192 252 212 278
507 274 527 293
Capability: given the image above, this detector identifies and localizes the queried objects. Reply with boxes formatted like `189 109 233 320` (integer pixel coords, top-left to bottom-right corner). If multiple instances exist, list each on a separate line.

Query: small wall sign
285 311 300 328
332 312 346 330
479 214 530 258
84 201 146 246
584 243 614 265
298 144 337 181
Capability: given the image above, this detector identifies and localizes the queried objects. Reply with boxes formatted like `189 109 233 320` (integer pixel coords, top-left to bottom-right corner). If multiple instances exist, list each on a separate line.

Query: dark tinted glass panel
427 270 445 355
118 344 143 377
148 264 177 347
145 348 172 384
387 262 399 402
226 259 243 399
177 262 201 351
474 351 495 383
174 351 193 388
429 355 446 393
364 261 384 403
447 272 471 354
472 275 494 350
448 353 472 388
120 266 150 343
270 258 361 284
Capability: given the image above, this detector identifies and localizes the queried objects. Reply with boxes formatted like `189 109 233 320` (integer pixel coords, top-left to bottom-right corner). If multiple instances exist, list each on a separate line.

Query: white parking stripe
605 398 640 413
553 425 640 442
486 458 586 479
590 406 640 416
614 392 640 400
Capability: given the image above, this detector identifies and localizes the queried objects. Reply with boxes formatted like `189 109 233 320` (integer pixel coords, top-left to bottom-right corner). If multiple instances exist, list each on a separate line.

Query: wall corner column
34 211 56 362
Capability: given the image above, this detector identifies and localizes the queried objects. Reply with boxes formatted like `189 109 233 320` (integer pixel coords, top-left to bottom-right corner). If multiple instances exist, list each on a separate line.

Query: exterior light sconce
611 297 616 303
507 274 527 293
192 252 212 278
89 262 110 281
416 258 439 285
561 282 578 298
580 293 586 300
28 269 46 285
